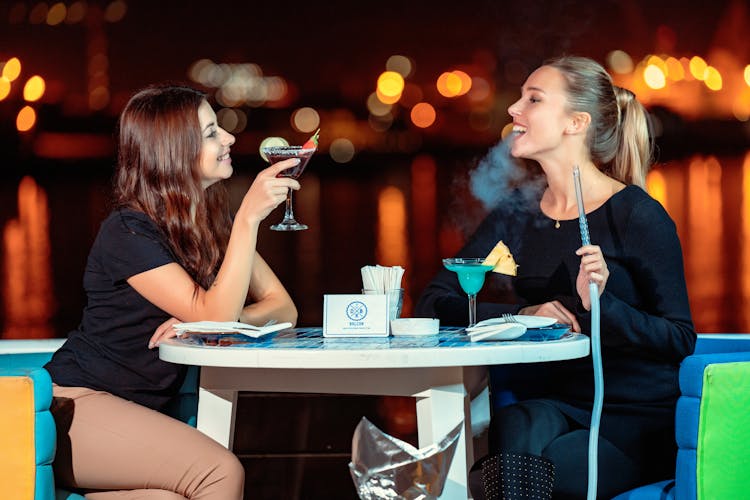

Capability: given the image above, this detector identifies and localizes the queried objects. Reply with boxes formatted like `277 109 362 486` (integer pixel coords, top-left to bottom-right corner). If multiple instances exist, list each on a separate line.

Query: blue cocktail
443 258 494 327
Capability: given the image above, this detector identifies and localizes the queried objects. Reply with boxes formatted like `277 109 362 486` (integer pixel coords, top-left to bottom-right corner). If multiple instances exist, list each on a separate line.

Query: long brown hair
545 56 652 187
113 84 232 288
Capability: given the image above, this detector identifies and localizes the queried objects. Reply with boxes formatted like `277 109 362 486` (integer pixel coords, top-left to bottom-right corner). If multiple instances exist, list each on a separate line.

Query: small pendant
555 220 561 229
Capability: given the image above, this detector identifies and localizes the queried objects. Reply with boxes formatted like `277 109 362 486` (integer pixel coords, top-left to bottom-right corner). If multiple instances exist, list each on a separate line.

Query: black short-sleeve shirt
45 208 187 410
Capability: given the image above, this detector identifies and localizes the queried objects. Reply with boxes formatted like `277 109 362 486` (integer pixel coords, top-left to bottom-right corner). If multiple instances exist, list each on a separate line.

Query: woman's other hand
148 317 181 349
575 244 609 310
519 301 581 333
238 159 301 225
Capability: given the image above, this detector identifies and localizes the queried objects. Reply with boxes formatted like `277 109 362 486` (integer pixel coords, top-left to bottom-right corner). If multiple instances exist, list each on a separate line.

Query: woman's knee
212 449 245 487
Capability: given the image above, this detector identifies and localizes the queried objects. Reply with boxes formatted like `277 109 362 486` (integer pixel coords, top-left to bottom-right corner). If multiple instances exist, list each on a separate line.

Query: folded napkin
173 321 292 339
466 322 527 342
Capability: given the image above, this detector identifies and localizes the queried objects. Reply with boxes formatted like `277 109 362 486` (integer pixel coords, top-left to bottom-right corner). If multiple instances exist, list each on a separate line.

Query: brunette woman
46 84 299 499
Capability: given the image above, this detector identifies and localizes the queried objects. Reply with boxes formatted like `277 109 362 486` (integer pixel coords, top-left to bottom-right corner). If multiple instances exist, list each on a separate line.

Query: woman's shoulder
612 184 667 214
610 184 675 231
99 207 163 240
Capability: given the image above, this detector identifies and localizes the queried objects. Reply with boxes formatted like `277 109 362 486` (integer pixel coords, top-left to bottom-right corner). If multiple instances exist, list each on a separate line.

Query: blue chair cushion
610 479 675 499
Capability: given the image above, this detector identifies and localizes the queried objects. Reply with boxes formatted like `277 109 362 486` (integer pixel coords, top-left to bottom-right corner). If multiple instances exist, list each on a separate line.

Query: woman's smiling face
507 65 574 162
197 100 235 189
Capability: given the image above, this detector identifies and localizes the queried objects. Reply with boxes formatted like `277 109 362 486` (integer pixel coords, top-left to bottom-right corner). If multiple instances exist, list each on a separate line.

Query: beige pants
51 385 244 499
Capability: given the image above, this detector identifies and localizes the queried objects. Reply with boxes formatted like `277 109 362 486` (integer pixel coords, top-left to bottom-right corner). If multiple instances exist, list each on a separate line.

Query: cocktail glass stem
468 293 478 328
283 188 295 223
271 187 307 231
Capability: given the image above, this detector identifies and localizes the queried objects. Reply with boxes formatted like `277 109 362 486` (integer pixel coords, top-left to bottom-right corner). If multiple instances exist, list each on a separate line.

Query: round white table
159 327 589 499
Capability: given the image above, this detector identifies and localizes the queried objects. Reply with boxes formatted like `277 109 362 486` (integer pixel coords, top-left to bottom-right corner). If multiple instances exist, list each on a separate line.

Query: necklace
555 220 560 229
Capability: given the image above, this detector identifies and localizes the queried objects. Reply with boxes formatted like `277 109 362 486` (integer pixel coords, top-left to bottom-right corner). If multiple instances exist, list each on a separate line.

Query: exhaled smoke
469 135 545 213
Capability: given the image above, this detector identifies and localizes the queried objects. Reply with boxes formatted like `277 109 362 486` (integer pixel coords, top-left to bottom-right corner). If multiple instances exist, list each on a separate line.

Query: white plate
473 315 557 329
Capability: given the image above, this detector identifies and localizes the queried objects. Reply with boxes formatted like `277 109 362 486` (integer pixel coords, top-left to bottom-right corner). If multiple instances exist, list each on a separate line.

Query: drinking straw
574 166 603 500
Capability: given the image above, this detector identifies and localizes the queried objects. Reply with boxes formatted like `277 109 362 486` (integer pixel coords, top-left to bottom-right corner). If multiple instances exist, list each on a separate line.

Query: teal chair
0 339 198 499
612 333 750 499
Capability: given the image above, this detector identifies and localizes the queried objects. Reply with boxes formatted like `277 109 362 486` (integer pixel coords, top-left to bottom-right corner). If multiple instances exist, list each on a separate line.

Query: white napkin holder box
323 294 390 338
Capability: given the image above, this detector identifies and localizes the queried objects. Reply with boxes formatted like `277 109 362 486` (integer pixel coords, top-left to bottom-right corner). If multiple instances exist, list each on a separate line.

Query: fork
502 313 516 324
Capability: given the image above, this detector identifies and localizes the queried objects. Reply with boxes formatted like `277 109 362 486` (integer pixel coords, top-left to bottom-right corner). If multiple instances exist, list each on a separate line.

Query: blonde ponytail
613 87 652 187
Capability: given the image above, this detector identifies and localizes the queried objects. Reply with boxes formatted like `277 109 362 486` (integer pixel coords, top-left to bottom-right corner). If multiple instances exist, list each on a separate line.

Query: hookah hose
573 166 603 500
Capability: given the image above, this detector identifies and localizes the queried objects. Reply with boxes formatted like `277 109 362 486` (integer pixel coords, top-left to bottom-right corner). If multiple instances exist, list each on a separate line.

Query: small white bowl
390 318 440 336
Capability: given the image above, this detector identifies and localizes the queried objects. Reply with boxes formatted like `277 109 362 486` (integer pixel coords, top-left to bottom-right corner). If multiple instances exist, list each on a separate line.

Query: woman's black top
416 185 696 469
46 209 186 411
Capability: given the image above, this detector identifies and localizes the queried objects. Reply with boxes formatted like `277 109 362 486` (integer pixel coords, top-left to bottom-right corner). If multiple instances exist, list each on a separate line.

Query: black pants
479 399 643 499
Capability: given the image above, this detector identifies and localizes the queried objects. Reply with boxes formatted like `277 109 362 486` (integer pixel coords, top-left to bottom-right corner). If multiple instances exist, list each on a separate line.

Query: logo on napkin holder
346 301 368 322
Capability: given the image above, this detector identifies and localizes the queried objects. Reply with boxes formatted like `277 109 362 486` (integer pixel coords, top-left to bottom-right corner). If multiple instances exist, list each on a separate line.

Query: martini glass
262 145 316 231
443 257 494 328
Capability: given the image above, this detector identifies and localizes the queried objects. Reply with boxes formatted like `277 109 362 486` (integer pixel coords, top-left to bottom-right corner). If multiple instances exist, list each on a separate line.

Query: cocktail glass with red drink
261 130 318 231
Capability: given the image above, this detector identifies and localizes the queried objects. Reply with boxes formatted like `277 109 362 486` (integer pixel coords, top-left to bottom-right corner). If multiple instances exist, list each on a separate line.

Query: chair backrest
675 334 750 500
0 366 56 500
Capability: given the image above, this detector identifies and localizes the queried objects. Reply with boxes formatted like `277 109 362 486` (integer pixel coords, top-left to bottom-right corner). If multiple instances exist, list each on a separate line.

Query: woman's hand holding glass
237 159 301 225
575 244 609 310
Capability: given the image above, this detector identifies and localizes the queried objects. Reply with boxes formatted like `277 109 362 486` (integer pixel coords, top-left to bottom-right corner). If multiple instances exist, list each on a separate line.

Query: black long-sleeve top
416 185 696 467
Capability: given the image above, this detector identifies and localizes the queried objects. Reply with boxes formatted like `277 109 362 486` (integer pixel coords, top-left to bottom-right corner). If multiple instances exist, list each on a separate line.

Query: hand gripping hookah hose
573 166 603 500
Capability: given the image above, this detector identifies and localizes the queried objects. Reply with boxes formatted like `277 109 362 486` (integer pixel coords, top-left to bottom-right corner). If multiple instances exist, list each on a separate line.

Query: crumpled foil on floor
349 417 462 499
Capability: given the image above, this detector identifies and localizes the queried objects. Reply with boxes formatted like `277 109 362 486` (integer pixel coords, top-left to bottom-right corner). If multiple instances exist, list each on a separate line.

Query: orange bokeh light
16 106 36 132
410 102 436 128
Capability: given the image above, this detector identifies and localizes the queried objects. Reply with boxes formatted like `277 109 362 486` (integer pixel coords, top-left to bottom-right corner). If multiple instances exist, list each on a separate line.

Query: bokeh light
65 1 86 23
46 2 66 25
104 1 127 22
23 75 45 102
367 92 392 116
29 3 48 24
377 71 404 98
452 70 472 96
2 57 22 82
646 55 667 74
217 108 247 133
607 50 634 74
745 65 750 86
0 77 11 101
665 57 685 81
704 66 722 91
410 102 436 128
436 71 461 97
689 56 708 81
16 105 36 132
376 88 401 105
330 138 355 163
291 107 320 133
644 64 666 89
386 55 413 78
